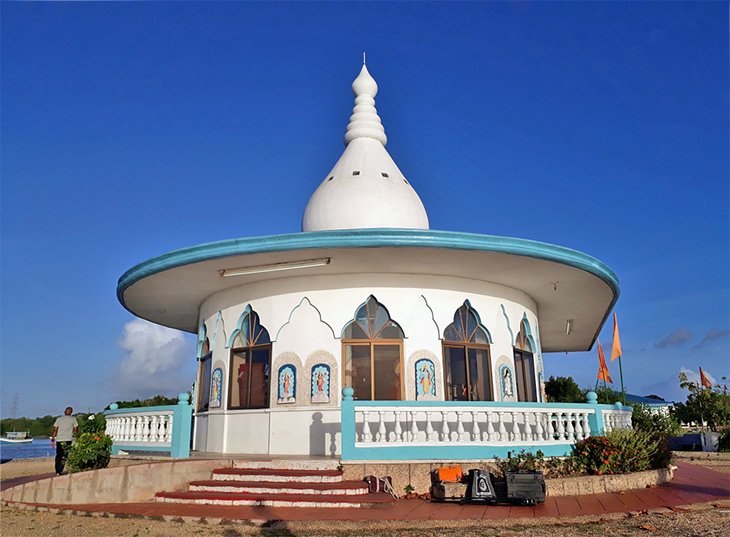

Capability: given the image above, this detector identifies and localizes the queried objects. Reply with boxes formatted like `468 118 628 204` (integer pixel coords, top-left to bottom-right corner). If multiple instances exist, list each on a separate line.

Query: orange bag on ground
436 465 463 482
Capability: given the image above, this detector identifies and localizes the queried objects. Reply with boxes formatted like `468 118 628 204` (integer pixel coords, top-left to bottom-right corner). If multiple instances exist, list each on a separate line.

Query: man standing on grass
50 406 78 475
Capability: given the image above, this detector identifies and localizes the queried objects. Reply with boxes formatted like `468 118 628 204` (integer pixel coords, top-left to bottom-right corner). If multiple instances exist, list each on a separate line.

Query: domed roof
302 63 429 232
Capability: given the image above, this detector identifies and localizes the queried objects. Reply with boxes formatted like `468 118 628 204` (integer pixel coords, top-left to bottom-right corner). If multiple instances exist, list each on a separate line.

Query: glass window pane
444 325 460 342
373 305 389 335
344 345 372 400
343 322 368 339
454 309 464 339
197 354 212 411
377 321 404 339
445 347 468 401
230 351 249 409
468 348 491 401
248 348 270 408
467 312 477 340
520 352 536 402
355 304 369 330
242 316 251 345
255 326 271 345
514 351 526 401
373 344 401 400
472 328 488 344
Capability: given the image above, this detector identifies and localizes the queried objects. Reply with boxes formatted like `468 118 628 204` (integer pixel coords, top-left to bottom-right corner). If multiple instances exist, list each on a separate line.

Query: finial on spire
345 62 387 146
363 51 366 65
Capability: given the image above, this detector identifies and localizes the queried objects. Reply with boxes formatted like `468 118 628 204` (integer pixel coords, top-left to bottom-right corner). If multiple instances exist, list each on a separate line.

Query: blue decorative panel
277 365 296 404
311 364 331 404
499 364 515 399
210 368 223 408
415 359 437 401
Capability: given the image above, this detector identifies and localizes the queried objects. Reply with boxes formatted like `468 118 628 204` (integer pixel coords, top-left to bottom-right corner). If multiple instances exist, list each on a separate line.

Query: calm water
0 439 54 461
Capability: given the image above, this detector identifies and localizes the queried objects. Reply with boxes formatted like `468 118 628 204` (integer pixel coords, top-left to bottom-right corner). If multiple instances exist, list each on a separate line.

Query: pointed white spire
344 62 387 146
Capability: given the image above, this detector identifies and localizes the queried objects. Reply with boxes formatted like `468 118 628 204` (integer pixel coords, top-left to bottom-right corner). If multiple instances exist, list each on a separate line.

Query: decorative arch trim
275 297 336 341
443 300 492 344
341 295 405 339
226 305 270 349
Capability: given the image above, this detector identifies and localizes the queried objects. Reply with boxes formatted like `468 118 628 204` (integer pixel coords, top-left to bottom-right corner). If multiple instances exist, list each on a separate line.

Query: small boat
0 431 33 444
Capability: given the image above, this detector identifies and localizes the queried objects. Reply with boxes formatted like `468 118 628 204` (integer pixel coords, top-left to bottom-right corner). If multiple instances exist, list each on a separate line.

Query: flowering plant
66 432 112 472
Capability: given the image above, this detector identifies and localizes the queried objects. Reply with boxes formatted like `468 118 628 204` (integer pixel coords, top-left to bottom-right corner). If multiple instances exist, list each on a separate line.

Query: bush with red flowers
573 430 661 475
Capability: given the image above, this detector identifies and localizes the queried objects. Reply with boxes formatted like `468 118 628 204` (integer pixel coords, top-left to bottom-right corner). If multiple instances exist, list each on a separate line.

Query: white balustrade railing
105 410 174 447
353 405 595 447
602 409 633 432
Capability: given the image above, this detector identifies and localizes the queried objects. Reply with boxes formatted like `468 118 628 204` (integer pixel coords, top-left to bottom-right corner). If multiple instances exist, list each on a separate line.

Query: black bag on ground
503 471 546 505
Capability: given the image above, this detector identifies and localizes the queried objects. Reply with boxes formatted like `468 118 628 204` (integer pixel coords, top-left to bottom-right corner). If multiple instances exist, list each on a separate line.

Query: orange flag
610 312 622 361
597 340 613 383
699 367 712 388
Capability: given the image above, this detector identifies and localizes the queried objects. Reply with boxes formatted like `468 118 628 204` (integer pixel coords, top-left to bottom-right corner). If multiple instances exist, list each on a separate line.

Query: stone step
154 490 393 508
189 479 369 496
231 459 341 471
212 467 343 483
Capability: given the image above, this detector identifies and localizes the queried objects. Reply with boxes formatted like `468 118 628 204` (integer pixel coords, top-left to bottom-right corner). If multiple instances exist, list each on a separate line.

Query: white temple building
116 62 621 458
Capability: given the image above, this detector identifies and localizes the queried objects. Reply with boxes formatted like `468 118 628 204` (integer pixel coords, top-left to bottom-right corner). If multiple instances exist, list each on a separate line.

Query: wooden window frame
341 339 404 401
227 343 272 410
441 342 493 402
513 348 537 403
196 351 213 412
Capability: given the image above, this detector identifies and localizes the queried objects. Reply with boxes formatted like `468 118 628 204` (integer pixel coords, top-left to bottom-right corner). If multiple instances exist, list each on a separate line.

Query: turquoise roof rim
117 228 620 307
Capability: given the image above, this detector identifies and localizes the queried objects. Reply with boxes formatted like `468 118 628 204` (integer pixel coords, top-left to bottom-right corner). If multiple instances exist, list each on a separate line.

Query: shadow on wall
309 412 339 456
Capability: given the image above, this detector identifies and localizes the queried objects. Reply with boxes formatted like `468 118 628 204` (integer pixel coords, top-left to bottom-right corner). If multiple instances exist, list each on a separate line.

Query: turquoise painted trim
499 305 514 345
196 323 208 359
111 445 171 455
340 391 633 460
341 400 609 410
105 405 177 415
343 443 575 461
226 305 252 348
117 229 620 344
105 398 192 459
171 400 192 458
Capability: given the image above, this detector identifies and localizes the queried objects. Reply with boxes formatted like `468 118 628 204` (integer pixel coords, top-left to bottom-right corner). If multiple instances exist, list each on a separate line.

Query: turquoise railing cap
343 387 354 400
109 403 119 410
178 392 190 405
585 391 598 404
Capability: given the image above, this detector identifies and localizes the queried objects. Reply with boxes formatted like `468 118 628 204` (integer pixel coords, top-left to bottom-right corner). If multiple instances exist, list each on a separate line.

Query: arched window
228 308 271 410
514 318 537 402
342 296 404 400
442 301 493 401
197 338 212 412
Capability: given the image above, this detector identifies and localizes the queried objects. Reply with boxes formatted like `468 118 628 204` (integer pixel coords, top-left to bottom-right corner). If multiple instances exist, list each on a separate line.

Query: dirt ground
1 505 729 537
1 455 729 536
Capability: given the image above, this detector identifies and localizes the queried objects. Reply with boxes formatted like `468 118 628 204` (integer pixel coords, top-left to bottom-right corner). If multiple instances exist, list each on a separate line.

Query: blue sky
2 2 728 418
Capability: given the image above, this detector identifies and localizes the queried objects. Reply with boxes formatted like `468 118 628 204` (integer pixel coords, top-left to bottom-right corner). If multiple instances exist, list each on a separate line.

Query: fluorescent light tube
220 257 331 277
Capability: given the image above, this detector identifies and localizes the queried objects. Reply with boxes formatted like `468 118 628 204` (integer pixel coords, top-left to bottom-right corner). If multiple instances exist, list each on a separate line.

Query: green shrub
631 404 681 436
606 430 659 473
718 430 730 452
77 414 106 435
497 449 545 474
572 436 616 475
66 432 112 472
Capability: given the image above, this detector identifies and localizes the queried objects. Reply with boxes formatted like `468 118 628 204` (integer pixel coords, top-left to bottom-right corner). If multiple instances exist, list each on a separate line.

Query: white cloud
112 319 194 399
679 366 717 386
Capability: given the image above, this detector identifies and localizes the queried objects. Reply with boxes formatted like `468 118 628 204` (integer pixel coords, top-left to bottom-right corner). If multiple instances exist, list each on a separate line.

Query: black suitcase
504 471 546 505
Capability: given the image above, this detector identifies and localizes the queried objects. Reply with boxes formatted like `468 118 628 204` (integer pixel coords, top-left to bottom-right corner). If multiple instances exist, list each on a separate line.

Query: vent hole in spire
403 179 409 185
381 172 389 178
352 171 360 176
327 176 334 181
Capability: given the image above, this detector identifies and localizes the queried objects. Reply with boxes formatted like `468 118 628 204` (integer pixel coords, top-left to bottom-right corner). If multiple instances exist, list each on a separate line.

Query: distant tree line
1 395 183 437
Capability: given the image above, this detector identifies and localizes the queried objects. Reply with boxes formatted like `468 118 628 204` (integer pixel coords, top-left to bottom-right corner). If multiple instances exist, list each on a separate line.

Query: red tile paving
3 461 728 522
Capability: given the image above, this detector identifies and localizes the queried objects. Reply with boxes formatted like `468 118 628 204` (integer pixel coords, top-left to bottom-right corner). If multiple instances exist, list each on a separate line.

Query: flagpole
618 355 626 405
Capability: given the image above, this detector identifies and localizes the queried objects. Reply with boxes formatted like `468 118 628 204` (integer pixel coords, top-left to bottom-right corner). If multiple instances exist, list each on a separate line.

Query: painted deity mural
415 359 437 401
210 368 223 408
277 365 296 404
499 364 514 399
310 364 331 404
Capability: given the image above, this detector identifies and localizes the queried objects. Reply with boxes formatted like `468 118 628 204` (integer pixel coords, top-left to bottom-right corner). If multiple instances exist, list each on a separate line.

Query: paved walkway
3 462 729 522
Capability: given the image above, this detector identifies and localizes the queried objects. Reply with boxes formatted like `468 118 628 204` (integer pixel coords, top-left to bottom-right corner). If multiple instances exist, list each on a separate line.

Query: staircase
154 460 394 508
